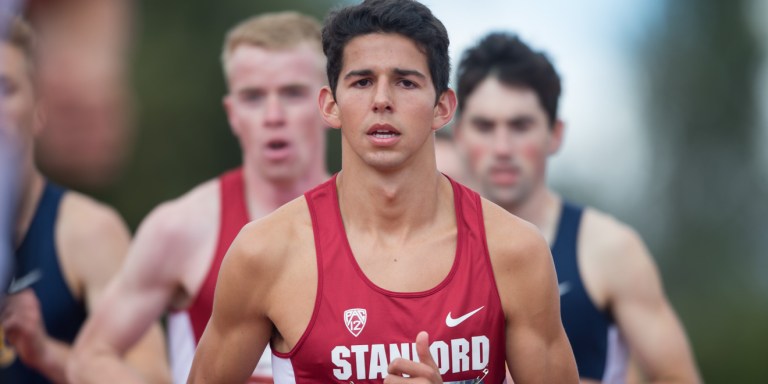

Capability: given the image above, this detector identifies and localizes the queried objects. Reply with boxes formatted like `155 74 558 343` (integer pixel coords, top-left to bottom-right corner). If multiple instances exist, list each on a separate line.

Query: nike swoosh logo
558 281 571 296
445 306 484 327
8 269 42 294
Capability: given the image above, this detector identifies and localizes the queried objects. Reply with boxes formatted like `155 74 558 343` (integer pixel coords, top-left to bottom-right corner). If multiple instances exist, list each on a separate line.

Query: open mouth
367 124 401 139
369 129 400 138
267 139 289 150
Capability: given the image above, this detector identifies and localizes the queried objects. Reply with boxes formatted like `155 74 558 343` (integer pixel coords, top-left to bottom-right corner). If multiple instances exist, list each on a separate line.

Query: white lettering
451 338 471 373
471 336 490 370
369 344 388 379
332 335 490 379
332 346 352 380
351 344 369 380
430 340 450 375
388 342 411 361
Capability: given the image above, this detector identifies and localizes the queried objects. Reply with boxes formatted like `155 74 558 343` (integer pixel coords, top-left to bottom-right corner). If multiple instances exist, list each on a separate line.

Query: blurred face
0 42 40 157
455 77 562 208
319 33 455 171
224 43 327 183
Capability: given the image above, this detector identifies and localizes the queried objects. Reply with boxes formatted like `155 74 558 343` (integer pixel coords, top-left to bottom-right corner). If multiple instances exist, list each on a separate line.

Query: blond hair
221 11 322 66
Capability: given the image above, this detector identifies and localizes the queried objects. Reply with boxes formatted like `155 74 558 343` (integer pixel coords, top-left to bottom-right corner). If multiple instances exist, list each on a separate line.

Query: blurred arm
609 230 701 384
69 205 183 384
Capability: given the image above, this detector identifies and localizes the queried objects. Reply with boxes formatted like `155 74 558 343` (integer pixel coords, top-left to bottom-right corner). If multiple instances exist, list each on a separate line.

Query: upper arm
482 200 578 383
61 195 175 381
597 223 701 383
187 223 275 384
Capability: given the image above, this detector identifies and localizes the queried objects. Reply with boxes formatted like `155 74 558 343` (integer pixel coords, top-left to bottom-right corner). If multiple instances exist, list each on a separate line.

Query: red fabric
275 175 507 383
188 168 248 342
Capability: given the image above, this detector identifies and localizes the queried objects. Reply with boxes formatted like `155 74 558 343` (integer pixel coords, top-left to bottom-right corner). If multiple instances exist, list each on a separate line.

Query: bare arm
69 203 186 384
187 225 274 384
2 194 169 383
483 200 578 383
606 228 701 383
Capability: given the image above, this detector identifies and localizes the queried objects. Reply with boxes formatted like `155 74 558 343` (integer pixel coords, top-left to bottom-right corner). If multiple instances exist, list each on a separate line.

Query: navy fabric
551 202 613 381
1 182 87 384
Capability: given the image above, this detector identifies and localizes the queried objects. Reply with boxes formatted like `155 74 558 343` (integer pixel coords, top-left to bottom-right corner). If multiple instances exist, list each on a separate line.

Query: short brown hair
221 11 322 67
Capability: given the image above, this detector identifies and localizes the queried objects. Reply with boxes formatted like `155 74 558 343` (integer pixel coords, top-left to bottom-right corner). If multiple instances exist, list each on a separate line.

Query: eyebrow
507 115 535 126
343 68 427 80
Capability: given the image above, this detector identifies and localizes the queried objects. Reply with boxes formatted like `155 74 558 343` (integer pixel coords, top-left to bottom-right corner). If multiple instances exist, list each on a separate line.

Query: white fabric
602 325 629 384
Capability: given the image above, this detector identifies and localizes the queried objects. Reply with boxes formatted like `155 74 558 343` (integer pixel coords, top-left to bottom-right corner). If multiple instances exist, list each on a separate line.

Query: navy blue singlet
551 202 627 383
1 182 87 384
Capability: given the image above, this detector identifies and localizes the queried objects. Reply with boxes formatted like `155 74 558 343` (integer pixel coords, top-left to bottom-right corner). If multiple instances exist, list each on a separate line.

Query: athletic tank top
271 175 507 383
1 182 86 384
551 202 628 383
166 168 272 384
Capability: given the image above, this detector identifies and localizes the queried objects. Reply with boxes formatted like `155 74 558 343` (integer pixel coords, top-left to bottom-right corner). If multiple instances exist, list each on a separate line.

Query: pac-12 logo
343 308 367 337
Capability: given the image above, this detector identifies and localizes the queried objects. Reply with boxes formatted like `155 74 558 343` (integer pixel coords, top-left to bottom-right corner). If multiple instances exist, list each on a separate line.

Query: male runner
69 11 330 384
0 15 168 384
187 1 578 383
451 32 701 383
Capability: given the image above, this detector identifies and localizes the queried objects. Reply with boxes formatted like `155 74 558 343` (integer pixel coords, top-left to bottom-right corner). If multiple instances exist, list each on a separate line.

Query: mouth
489 165 519 185
267 139 289 150
263 138 292 161
367 124 401 139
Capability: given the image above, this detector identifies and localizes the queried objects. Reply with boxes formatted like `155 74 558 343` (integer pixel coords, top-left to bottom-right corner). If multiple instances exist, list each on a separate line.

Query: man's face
224 43 327 183
320 33 454 172
0 42 39 154
455 77 561 208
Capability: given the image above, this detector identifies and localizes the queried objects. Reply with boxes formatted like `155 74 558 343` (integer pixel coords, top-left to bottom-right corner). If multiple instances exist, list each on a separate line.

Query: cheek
518 141 548 170
466 143 492 171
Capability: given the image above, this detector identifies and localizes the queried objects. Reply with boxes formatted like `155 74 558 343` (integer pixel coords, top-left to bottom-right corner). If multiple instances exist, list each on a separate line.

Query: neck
336 159 447 237
504 185 561 245
15 168 45 248
241 162 328 220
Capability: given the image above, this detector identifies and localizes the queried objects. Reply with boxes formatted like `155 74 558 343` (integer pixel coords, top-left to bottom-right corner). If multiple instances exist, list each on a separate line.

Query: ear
31 98 47 137
319 86 341 129
432 88 457 131
223 94 241 137
548 118 564 155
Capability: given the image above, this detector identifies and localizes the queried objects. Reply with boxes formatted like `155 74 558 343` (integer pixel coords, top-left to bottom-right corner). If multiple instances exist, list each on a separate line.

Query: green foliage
644 0 768 381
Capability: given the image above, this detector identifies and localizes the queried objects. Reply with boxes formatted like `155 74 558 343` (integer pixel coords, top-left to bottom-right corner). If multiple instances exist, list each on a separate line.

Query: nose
493 128 514 157
371 81 393 113
264 94 286 127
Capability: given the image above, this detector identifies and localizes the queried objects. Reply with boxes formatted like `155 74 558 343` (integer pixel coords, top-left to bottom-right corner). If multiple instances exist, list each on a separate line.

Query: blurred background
16 0 768 382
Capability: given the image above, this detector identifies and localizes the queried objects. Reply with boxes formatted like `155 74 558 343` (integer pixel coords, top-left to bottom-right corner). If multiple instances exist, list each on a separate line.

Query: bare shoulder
579 207 659 304
228 196 312 267
221 196 313 293
580 207 646 261
136 178 220 247
481 198 551 270
56 190 132 300
57 190 131 254
579 207 654 280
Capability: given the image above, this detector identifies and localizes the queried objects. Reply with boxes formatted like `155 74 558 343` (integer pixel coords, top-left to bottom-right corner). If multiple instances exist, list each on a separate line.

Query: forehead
341 33 429 75
463 77 545 119
225 43 324 89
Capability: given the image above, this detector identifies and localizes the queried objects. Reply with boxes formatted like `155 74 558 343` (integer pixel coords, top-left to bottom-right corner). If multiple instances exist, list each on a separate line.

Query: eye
240 90 264 103
399 79 418 89
472 120 494 134
353 78 372 88
281 86 308 100
511 120 532 133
